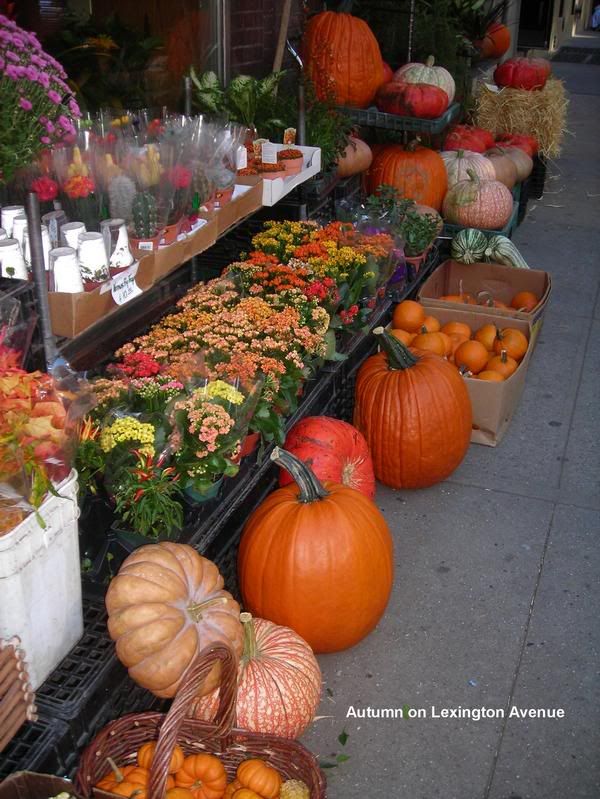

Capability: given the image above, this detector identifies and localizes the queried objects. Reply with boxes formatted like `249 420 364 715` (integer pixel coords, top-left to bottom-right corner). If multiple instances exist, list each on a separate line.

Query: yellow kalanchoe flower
205 380 245 405
99 416 155 456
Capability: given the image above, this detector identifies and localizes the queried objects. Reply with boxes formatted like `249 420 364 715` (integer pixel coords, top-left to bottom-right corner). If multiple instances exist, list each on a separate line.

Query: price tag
232 184 251 200
189 218 208 234
137 240 155 251
111 265 142 306
261 142 279 164
236 145 248 170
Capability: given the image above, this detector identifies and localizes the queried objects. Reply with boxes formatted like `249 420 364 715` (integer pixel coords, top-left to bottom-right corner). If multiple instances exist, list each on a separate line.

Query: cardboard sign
111 265 142 305
261 142 279 164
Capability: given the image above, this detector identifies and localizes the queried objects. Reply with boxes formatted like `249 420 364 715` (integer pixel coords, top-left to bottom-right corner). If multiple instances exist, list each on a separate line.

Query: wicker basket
76 644 326 798
0 638 37 754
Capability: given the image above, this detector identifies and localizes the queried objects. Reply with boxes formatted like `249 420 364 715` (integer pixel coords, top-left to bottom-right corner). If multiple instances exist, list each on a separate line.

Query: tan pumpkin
485 151 518 190
442 172 513 230
337 136 373 177
393 55 455 102
105 543 244 698
487 146 533 182
441 149 496 188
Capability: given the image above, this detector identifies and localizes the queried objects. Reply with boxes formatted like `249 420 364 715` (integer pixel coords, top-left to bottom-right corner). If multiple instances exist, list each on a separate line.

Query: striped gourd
451 228 488 264
485 235 530 269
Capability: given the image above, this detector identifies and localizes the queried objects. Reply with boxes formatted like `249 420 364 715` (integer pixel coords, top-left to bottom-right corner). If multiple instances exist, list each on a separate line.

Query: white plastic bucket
0 470 83 690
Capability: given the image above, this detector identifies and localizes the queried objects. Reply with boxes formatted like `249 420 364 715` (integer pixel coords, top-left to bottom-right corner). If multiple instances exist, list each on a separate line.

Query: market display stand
338 102 461 147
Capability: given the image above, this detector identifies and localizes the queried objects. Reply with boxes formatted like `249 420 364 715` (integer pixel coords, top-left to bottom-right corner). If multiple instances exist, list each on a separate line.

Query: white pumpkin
393 55 455 103
441 149 496 188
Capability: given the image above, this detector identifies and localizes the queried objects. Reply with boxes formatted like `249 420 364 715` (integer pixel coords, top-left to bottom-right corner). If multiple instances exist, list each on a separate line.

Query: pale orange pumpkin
337 137 373 177
105 543 243 698
442 172 513 229
192 613 321 739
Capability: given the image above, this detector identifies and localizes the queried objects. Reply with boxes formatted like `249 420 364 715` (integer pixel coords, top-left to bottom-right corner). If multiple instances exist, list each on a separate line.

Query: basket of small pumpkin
75 544 325 799
76 643 325 799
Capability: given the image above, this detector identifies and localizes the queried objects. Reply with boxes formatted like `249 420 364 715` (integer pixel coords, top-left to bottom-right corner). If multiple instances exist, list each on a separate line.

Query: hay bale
474 78 568 159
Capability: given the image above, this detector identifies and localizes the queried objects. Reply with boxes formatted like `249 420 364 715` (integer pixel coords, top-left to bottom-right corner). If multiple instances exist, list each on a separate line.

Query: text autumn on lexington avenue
346 705 566 721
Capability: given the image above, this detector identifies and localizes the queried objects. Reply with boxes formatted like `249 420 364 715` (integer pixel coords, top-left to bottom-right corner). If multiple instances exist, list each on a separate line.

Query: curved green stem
373 326 419 370
270 447 329 503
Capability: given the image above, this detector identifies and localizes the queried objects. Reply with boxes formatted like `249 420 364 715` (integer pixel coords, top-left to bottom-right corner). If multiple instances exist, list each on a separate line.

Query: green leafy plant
113 450 183 539
366 185 440 256
190 69 288 135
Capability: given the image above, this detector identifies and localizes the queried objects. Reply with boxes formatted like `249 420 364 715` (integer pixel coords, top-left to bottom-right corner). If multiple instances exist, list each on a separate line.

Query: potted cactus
129 191 160 253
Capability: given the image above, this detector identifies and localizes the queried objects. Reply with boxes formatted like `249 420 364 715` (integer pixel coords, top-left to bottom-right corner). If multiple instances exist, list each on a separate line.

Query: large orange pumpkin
238 449 393 653
302 11 384 108
105 543 244 698
192 612 322 739
367 142 448 211
354 327 472 488
475 22 511 59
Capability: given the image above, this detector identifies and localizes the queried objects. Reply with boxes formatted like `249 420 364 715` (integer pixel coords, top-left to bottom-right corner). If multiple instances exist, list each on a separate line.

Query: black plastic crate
0 714 75 780
339 102 461 135
34 598 126 742
530 155 547 199
517 175 531 226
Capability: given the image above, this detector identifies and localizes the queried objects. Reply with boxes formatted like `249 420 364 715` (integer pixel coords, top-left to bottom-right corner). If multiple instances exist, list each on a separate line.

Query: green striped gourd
485 235 529 269
451 228 488 264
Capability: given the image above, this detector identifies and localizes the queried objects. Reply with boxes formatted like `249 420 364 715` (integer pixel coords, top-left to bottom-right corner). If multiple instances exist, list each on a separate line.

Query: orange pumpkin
476 22 511 59
105 543 243 698
441 321 471 340
337 136 373 177
111 784 145 798
138 742 184 774
420 315 440 333
232 791 262 799
493 328 528 361
390 328 415 345
443 172 513 229
238 449 393 653
438 331 453 357
440 293 476 305
411 332 447 357
224 782 242 799
96 763 149 793
477 370 505 382
175 754 227 799
303 11 384 108
511 291 539 312
166 790 195 799
392 299 425 332
367 141 448 211
486 350 518 378
354 327 472 488
474 323 498 351
236 760 281 799
454 340 489 375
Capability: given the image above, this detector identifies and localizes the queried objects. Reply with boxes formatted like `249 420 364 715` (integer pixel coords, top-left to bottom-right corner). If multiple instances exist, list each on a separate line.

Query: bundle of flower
0 14 80 184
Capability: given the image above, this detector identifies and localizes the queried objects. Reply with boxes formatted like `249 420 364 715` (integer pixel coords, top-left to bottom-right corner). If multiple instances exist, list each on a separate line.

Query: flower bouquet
0 14 80 186
52 143 100 231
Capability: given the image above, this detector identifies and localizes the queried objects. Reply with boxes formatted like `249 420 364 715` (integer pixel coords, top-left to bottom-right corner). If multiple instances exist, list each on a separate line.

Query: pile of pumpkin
95 744 308 799
434 288 540 313
390 300 529 381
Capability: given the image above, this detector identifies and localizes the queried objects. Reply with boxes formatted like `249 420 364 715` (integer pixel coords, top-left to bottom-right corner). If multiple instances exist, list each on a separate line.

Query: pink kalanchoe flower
40 136 51 145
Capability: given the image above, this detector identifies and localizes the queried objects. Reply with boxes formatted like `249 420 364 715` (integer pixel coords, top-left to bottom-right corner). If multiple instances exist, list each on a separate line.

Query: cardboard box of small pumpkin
418 259 551 347
389 299 533 447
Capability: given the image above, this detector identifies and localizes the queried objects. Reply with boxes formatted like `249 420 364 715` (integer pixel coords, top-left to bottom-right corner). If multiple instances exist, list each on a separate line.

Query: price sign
236 145 248 170
111 265 142 306
261 142 279 164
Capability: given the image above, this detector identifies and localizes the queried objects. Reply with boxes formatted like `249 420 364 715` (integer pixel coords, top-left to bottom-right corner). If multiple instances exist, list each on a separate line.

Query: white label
177 232 187 242
189 218 208 235
236 146 248 170
111 265 142 305
232 184 251 200
137 240 155 251
261 142 278 164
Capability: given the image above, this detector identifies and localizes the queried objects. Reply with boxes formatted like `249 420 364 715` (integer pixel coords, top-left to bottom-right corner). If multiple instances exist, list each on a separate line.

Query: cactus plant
131 191 158 239
108 174 137 221
191 162 215 208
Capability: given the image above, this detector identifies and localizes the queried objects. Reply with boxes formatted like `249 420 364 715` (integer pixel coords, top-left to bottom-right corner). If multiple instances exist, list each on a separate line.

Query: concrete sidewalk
302 63 600 799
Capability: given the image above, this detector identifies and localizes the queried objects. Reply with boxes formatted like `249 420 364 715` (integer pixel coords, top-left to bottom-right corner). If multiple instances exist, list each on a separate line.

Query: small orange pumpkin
390 328 415 345
96 763 149 793
440 293 476 305
411 332 447 357
232 790 263 799
511 291 539 312
166 790 195 799
441 321 471 340
236 760 282 799
454 340 489 375
224 782 242 799
392 300 425 332
486 349 518 378
175 754 227 799
138 742 185 774
111 783 145 798
477 370 505 382
474 323 498 352
493 328 528 361
437 331 453 356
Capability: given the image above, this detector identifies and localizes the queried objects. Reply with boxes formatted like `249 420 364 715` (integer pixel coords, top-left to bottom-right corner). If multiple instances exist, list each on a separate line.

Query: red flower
117 352 161 378
63 175 95 199
167 165 192 190
30 176 58 202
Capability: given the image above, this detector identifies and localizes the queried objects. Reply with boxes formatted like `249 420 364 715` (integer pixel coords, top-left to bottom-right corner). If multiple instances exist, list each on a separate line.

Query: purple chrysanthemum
18 97 33 111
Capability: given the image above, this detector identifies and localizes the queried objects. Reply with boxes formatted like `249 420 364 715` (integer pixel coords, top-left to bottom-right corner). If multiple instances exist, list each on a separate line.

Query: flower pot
282 156 303 175
109 265 130 278
83 279 105 293
183 476 224 505
161 220 182 246
130 233 161 255
239 432 260 458
404 244 432 275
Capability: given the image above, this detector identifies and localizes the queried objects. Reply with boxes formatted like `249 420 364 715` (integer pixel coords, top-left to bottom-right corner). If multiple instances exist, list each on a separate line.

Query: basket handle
148 644 238 799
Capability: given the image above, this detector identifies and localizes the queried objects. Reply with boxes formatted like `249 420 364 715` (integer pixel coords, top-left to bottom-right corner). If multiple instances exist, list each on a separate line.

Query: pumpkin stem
465 167 480 184
406 138 421 153
106 757 124 783
270 447 330 503
426 55 435 67
240 612 258 660
187 596 229 622
373 326 419 370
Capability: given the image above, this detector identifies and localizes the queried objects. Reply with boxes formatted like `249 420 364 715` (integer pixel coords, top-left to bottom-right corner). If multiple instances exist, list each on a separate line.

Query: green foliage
366 186 440 256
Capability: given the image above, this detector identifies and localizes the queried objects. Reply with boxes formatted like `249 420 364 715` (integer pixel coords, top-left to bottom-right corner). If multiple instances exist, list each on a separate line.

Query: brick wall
230 0 321 76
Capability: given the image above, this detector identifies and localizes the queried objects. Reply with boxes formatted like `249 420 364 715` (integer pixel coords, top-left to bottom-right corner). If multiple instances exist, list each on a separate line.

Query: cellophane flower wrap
52 139 100 230
0 14 80 184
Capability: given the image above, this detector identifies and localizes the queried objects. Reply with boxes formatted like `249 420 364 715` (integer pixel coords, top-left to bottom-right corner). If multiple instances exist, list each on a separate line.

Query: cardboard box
421 302 533 447
419 259 551 346
0 772 82 799
214 181 263 237
48 256 155 338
